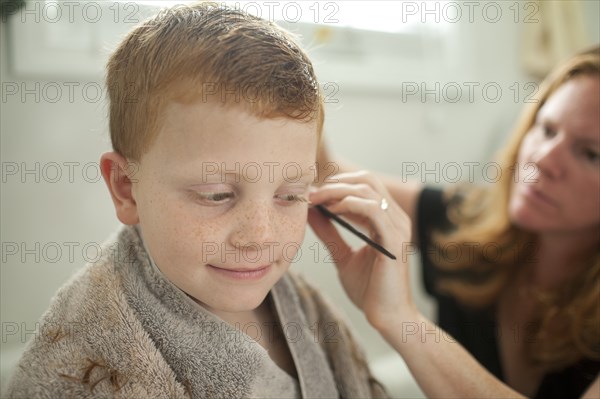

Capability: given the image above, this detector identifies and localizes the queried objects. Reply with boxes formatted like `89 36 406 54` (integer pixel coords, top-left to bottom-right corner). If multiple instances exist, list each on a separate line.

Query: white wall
1 1 598 396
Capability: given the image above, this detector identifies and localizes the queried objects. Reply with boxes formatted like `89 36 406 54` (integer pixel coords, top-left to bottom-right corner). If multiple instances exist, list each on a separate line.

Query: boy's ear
100 152 140 225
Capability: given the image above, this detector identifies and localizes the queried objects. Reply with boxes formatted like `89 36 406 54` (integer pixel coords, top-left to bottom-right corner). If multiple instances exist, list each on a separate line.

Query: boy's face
132 101 318 315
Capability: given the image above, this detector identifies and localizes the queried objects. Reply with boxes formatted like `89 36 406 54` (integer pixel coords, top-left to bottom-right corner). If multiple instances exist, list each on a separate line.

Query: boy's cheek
278 217 309 248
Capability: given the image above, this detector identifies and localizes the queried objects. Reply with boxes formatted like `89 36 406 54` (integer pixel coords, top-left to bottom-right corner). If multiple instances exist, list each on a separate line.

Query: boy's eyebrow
198 163 317 181
202 164 316 173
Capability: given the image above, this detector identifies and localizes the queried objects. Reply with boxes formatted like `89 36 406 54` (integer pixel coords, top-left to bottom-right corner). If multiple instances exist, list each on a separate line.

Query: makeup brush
314 204 397 260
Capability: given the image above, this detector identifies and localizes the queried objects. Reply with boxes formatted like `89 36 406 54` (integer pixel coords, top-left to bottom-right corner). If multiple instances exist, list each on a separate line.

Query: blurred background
1 0 598 396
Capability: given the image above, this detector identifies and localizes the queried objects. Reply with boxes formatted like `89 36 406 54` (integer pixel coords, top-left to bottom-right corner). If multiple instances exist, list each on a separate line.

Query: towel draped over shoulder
5 225 387 398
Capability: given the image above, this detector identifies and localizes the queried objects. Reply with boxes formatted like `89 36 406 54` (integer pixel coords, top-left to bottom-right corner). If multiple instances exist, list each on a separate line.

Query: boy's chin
198 291 271 315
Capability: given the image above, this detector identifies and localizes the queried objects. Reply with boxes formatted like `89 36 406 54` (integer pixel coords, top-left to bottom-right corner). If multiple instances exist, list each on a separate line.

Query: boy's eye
194 191 234 203
276 193 308 204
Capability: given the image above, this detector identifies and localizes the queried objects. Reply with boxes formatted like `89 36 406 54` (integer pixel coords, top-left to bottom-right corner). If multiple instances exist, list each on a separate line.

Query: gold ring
380 198 389 211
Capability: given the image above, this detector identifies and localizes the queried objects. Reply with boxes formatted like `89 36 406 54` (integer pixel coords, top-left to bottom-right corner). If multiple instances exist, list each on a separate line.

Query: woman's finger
307 207 353 265
309 182 380 206
325 170 387 193
325 196 400 251
311 172 408 233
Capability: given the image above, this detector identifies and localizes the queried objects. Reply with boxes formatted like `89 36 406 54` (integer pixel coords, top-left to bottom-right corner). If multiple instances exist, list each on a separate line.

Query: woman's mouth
522 185 559 209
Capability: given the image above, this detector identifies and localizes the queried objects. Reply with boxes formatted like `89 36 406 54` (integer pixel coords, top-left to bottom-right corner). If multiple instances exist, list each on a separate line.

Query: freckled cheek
162 219 227 267
143 191 187 225
142 194 223 257
275 211 309 245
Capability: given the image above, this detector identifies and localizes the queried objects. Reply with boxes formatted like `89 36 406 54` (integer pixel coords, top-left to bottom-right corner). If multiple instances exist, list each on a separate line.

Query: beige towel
4 225 387 398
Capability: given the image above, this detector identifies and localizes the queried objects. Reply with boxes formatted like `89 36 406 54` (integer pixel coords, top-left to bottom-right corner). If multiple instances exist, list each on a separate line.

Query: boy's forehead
161 82 321 127
160 100 318 138
146 100 318 162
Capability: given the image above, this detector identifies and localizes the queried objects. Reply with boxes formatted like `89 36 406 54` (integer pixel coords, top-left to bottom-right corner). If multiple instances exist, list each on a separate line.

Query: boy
4 2 386 398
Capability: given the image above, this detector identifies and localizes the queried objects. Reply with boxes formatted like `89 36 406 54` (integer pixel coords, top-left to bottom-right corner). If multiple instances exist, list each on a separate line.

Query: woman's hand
308 170 418 330
309 171 529 399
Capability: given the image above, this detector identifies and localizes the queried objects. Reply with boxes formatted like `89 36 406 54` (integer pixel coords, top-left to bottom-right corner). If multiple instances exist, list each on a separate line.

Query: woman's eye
583 148 600 163
542 125 556 138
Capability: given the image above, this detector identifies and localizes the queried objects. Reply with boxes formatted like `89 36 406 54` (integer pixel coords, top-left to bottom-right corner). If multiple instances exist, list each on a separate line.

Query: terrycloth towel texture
4 225 387 398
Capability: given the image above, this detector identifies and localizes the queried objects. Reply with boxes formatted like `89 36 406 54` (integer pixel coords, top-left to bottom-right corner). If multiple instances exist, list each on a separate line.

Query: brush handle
315 205 397 260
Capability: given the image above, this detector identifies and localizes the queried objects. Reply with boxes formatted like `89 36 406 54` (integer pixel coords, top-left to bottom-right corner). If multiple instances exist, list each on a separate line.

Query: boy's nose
228 203 276 250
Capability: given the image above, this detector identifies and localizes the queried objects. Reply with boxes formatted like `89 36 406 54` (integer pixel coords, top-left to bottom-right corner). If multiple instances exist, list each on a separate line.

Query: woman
309 47 599 398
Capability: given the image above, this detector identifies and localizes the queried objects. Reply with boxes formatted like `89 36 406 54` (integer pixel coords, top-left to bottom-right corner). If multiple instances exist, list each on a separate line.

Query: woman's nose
531 137 566 180
228 202 276 250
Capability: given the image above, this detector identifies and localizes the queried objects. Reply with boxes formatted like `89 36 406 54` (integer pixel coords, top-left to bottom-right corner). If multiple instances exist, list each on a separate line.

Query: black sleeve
415 187 453 297
414 187 504 381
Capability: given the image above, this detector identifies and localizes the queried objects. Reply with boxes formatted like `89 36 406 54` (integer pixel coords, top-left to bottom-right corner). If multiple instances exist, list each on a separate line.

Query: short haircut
106 2 324 161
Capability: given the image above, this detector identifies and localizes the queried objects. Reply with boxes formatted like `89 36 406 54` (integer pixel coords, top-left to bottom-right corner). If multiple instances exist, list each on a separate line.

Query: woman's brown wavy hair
431 46 600 371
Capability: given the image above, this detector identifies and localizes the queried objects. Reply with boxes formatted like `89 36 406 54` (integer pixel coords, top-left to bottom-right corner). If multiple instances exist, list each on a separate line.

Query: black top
416 187 599 399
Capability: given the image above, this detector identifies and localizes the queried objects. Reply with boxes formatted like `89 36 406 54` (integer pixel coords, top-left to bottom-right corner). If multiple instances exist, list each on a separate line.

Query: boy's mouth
206 264 272 280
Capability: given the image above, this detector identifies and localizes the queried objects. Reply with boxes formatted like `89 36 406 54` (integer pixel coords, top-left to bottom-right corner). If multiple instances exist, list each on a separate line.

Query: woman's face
509 76 600 235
